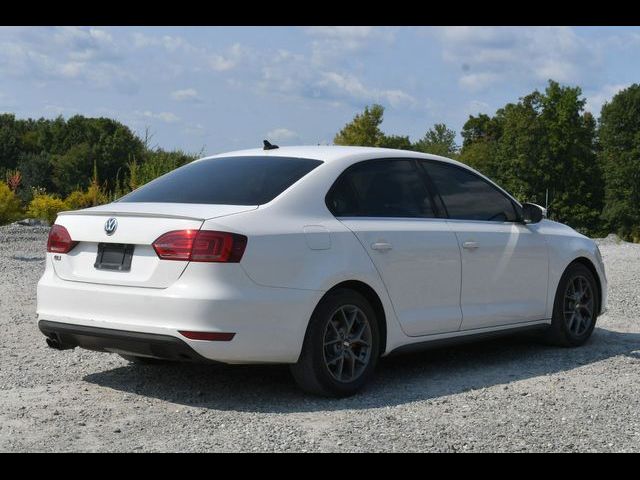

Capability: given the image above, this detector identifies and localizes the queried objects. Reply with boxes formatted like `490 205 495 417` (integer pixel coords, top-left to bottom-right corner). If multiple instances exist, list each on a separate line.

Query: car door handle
462 241 479 250
371 242 393 251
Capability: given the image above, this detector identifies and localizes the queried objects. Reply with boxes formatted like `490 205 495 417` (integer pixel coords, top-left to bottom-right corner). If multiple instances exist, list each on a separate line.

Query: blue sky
1 26 639 155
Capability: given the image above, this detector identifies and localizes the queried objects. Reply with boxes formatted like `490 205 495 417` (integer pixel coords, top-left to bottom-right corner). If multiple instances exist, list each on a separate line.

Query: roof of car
203 145 463 166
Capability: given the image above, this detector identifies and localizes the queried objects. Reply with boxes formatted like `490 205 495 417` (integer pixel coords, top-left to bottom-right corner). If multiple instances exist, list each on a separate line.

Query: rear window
119 156 323 205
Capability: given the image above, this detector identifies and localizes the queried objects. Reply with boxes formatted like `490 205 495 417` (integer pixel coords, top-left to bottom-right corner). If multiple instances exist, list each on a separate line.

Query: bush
124 150 195 193
0 182 22 225
63 190 88 211
65 183 108 210
27 193 67 225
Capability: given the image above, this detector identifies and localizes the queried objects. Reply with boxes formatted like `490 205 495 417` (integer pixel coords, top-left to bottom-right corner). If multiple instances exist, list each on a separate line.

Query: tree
0 114 22 173
459 80 603 236
50 143 94 196
598 84 640 241
16 152 54 202
0 113 198 211
334 104 386 147
414 123 458 157
538 84 603 233
379 134 413 150
38 116 146 196
334 105 459 157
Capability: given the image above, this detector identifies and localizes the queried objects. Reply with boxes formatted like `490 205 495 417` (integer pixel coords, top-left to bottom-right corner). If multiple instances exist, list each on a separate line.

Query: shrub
27 193 67 225
64 160 109 210
63 190 88 211
5 169 21 191
118 150 195 198
65 183 108 210
0 182 22 225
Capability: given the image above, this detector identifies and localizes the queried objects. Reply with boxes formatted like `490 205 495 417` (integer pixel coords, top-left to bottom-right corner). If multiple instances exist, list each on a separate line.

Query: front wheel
290 289 380 397
546 263 599 347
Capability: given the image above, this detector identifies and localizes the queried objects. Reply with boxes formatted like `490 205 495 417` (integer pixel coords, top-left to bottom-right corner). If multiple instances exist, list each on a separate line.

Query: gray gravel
1 224 639 452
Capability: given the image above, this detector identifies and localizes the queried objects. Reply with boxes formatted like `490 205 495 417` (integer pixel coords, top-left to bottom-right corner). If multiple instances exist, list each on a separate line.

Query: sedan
37 145 607 396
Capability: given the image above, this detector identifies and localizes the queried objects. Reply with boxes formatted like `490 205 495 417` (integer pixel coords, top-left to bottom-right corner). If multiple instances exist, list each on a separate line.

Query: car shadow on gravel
83 327 640 413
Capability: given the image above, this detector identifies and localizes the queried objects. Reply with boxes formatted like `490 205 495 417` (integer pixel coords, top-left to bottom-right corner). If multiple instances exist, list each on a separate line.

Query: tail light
152 230 247 263
47 224 78 254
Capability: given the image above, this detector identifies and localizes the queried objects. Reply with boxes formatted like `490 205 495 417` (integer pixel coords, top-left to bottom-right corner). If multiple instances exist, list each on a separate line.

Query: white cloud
208 43 248 72
132 38 248 72
433 26 601 91
303 26 375 39
171 88 200 102
303 26 395 66
58 61 84 78
585 84 629 115
52 26 120 62
258 49 309 96
598 30 640 49
209 55 236 71
136 110 180 123
459 73 501 92
255 45 419 109
0 27 137 94
302 26 395 48
2 27 413 112
315 71 416 108
265 128 299 142
131 32 195 54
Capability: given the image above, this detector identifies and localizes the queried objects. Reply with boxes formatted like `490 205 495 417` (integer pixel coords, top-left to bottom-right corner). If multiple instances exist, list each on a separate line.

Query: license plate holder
94 243 135 271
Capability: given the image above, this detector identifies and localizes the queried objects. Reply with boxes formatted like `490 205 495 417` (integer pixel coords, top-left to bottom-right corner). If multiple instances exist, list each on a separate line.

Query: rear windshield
119 156 323 205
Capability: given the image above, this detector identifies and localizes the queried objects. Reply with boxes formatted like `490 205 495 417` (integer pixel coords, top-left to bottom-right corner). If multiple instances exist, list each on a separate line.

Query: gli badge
104 217 118 236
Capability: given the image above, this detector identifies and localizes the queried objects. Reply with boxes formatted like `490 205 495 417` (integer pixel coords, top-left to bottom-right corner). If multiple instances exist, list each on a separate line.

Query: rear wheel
546 263 599 347
290 289 380 397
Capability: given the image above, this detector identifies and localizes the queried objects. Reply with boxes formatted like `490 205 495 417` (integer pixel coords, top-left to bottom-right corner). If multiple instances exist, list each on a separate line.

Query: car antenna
263 139 279 150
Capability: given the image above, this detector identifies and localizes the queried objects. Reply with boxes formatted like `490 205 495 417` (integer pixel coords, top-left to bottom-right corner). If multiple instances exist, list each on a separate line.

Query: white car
37 145 607 397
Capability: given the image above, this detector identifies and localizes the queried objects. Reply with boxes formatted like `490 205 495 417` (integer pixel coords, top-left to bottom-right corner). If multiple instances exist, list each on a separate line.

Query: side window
326 159 436 218
422 161 518 222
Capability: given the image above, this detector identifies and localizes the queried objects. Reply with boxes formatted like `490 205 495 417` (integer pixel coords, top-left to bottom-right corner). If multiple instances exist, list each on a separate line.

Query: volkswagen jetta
37 145 607 396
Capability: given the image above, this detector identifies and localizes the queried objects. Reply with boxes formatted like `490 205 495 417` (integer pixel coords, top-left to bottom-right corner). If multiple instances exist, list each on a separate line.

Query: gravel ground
1 224 639 452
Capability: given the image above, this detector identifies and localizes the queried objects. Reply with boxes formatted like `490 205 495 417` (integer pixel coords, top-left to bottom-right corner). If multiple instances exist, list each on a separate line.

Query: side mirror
522 203 545 224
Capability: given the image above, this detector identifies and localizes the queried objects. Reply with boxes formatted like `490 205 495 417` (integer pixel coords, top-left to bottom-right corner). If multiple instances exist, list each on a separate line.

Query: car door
420 160 549 330
326 158 462 336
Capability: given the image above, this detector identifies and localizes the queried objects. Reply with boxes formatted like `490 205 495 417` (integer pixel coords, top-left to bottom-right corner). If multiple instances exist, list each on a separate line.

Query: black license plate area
94 243 135 271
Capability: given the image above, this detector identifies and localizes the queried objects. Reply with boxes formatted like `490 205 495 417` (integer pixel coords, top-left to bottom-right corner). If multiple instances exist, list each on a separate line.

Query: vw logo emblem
104 217 118 236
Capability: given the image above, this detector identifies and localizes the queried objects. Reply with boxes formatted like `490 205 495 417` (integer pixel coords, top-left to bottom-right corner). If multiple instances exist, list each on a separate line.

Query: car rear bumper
37 259 323 364
38 320 215 362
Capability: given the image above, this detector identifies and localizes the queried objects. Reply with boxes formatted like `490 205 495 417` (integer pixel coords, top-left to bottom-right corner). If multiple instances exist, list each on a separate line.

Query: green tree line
1 80 639 241
334 81 640 242
0 114 197 224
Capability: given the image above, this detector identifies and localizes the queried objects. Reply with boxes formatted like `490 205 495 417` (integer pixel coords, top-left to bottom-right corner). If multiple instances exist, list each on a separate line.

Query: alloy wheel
322 305 372 383
563 275 594 336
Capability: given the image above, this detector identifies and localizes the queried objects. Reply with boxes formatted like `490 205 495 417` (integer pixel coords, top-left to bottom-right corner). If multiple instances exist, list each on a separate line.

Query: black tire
290 288 380 397
119 354 166 365
545 263 599 347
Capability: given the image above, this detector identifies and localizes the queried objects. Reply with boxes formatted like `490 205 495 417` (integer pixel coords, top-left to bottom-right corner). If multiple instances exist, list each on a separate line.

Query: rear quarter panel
202 209 409 355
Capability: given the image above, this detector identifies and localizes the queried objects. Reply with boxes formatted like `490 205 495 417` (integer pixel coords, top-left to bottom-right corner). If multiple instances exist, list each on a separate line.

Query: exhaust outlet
45 336 74 350
46 337 61 349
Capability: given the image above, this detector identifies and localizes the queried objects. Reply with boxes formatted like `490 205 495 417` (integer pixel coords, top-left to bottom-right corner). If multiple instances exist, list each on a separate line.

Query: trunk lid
52 202 257 288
